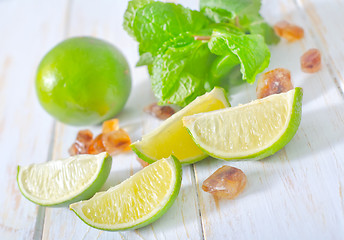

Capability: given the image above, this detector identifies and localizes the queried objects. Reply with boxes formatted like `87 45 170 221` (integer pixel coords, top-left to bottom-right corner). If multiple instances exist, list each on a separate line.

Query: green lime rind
131 142 207 165
70 156 182 231
36 37 131 126
185 87 303 161
17 153 112 207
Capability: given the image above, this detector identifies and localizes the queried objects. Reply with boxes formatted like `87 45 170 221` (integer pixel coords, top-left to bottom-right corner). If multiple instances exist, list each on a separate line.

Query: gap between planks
190 164 206 240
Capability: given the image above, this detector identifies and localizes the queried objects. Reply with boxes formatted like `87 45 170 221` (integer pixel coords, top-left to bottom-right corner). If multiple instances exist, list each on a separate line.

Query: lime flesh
131 87 230 164
183 88 303 160
17 152 112 207
70 156 182 231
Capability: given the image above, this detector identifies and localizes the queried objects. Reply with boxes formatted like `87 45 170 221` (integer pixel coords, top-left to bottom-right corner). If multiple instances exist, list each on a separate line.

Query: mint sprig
123 0 279 107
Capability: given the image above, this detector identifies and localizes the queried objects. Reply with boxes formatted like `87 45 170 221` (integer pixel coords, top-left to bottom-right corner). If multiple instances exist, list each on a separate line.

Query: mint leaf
240 15 280 44
210 53 240 79
249 21 280 45
209 30 270 84
123 0 154 38
136 52 154 66
133 2 209 56
201 7 234 23
151 34 217 107
200 0 279 45
200 0 261 18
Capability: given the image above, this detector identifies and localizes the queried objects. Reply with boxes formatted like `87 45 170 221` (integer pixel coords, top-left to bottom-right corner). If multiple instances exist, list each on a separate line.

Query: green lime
183 88 303 160
36 37 131 126
131 87 230 165
70 156 182 231
17 152 112 207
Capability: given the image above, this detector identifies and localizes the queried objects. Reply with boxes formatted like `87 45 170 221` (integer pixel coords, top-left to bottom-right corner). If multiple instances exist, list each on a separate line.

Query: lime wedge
183 88 303 160
131 87 230 164
70 156 182 231
17 152 112 206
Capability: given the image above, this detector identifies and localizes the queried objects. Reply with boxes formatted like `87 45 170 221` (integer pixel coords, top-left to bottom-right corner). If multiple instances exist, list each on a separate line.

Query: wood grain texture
194 0 344 239
2 0 344 239
0 1 69 239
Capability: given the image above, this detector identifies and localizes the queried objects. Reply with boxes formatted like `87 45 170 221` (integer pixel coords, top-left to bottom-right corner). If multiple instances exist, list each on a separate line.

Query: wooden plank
295 0 344 93
194 0 344 239
41 0 203 239
0 0 69 239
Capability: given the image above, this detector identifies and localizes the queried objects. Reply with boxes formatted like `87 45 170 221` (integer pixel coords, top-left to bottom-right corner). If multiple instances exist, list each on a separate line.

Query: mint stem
235 16 241 28
193 35 211 41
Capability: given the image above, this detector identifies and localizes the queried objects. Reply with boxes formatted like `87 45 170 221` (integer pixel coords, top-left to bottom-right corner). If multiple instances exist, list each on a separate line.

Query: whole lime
36 37 131 126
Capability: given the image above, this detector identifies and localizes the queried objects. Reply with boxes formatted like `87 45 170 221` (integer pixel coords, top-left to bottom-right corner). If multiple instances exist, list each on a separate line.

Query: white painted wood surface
1 0 343 239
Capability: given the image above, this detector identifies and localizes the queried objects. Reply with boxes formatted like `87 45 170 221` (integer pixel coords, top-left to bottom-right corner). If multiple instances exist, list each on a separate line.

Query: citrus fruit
183 88 303 160
17 152 112 206
131 87 230 164
36 37 131 126
70 155 182 231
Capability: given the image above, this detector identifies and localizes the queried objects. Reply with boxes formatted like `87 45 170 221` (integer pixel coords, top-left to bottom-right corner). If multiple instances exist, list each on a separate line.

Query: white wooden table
1 0 344 239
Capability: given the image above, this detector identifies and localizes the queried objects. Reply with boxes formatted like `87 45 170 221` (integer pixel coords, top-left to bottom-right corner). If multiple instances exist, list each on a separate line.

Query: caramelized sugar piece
202 166 247 199
102 129 131 155
144 103 175 120
274 20 289 36
256 68 294 99
136 156 150 168
69 119 131 156
87 134 106 154
300 48 322 73
274 20 304 42
68 129 93 156
68 144 79 156
102 118 119 134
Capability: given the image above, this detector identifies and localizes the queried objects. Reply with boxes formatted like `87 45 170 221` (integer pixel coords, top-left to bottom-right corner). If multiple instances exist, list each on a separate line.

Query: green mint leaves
123 0 279 107
151 34 216 106
123 0 153 37
133 2 209 57
208 30 270 84
200 0 261 20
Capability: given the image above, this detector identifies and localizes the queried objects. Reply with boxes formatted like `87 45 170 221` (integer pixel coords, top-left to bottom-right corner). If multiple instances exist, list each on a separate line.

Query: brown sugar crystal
102 129 131 155
202 166 247 199
256 68 294 99
301 48 322 73
144 102 175 120
274 20 304 42
87 134 106 155
69 118 132 156
102 118 119 134
68 129 93 156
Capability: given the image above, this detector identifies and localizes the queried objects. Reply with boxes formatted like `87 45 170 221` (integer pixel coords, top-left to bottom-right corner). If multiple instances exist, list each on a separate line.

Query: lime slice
17 152 112 206
70 156 182 231
131 87 230 164
183 88 303 160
